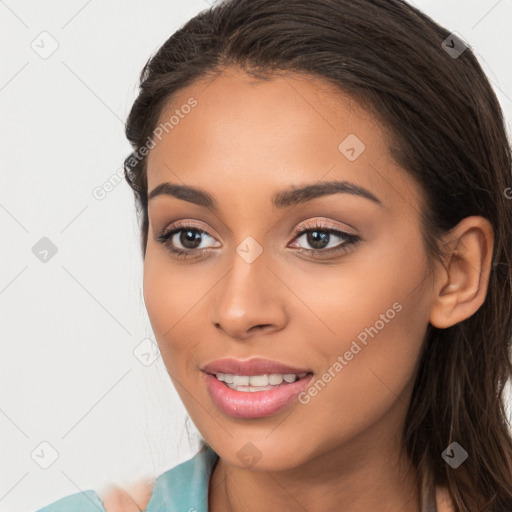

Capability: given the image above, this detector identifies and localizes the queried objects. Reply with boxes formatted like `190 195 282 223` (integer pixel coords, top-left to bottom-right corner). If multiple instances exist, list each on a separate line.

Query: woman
36 0 512 510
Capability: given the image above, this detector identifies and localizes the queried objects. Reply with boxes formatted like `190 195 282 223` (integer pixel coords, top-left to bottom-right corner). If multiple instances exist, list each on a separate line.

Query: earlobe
429 216 494 329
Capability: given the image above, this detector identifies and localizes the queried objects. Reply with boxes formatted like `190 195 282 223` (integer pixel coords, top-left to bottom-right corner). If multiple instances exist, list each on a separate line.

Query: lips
204 372 314 418
201 357 313 376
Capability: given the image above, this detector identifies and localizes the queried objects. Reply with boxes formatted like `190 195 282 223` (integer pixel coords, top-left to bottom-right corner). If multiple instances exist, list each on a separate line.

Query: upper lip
201 357 313 376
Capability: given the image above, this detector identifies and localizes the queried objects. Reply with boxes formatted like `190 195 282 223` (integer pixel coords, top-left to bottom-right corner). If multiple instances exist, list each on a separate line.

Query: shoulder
34 479 155 512
96 447 217 511
98 478 156 512
34 489 106 512
436 485 456 512
35 447 217 512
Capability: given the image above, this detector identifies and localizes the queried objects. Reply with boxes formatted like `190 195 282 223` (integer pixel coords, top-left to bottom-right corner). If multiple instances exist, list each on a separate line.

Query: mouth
202 368 314 419
204 370 313 392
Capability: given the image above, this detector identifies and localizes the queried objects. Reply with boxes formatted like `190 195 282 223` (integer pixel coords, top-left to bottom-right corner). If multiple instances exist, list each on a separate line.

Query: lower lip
204 372 313 419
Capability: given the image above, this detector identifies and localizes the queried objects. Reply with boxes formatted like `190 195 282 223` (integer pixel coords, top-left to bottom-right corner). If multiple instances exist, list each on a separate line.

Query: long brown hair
123 1 512 510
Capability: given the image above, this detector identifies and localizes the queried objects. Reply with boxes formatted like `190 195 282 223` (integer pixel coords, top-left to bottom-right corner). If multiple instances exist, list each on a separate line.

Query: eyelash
156 220 360 260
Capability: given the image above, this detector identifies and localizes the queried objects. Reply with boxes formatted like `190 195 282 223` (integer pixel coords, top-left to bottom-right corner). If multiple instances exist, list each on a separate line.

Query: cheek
142 248 208 365
281 225 430 355
298 303 425 456
292 231 431 442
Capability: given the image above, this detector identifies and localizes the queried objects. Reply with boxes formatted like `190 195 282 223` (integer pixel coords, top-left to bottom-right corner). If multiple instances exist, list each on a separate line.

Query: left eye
290 227 359 252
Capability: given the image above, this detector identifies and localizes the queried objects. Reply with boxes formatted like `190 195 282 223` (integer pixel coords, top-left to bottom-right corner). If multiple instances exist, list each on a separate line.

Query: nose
208 251 288 341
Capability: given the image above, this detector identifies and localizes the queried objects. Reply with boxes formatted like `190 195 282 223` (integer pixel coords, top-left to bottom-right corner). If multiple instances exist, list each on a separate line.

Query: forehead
146 68 419 210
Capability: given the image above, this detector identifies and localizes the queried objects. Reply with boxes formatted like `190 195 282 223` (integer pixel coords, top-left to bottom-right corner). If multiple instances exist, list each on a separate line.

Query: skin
139 67 493 512
99 479 154 511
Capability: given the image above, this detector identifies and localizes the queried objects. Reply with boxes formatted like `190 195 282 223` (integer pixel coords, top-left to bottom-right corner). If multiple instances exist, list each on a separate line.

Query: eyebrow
147 180 382 211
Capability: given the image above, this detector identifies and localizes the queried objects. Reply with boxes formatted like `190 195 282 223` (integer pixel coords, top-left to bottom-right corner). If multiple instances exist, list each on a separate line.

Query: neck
208 372 423 512
209 430 421 512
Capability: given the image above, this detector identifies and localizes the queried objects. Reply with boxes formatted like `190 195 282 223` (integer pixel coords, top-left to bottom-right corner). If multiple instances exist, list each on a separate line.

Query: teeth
268 374 283 385
249 375 268 386
236 385 275 392
232 375 250 386
216 372 308 390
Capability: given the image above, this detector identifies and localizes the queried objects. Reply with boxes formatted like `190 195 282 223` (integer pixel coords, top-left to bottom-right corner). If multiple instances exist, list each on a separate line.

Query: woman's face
143 67 437 471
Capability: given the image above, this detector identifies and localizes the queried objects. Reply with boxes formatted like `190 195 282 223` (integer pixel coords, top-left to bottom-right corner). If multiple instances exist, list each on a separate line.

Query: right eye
156 224 221 259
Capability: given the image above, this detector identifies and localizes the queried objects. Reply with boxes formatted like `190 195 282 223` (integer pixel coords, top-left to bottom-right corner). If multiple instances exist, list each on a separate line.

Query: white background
1 1 511 510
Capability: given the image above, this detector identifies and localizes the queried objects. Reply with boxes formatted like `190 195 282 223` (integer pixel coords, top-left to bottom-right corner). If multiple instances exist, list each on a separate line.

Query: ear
429 216 494 329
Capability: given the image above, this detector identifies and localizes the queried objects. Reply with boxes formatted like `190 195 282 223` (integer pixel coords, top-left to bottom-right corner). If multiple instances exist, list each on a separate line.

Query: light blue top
35 445 219 512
